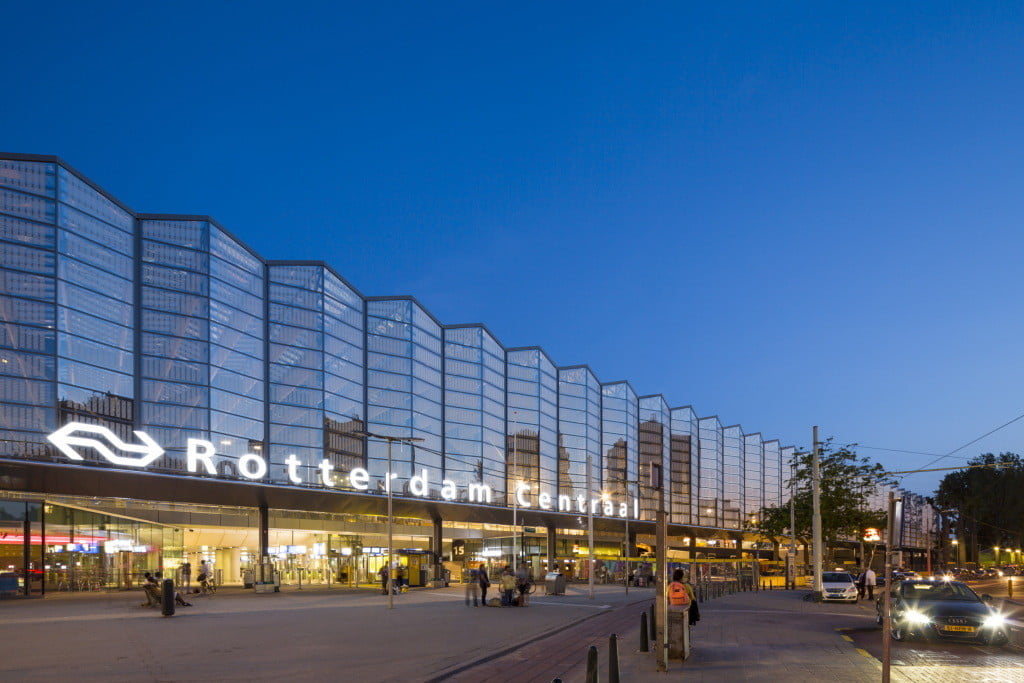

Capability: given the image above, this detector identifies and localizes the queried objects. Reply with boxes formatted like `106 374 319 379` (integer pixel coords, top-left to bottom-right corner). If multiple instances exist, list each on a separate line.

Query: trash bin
545 572 566 595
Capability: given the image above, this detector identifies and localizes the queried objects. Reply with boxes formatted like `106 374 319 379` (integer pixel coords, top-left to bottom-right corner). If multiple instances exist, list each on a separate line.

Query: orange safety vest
668 581 690 606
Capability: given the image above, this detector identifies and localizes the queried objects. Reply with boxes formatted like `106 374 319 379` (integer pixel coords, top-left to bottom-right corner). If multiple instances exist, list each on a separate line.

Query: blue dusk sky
4 2 1024 497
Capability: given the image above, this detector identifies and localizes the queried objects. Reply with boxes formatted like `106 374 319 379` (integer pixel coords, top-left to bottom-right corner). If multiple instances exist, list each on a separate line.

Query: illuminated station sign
47 422 638 518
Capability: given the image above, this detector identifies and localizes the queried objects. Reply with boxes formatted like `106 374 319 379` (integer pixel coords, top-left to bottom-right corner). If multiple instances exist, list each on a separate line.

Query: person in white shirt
863 567 877 600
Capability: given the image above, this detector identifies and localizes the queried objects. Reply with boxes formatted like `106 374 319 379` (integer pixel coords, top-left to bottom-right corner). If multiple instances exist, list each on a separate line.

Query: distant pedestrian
500 566 516 606
683 576 700 625
856 570 867 600
478 563 491 605
181 560 192 591
466 565 480 606
516 564 531 606
379 565 390 595
864 568 877 600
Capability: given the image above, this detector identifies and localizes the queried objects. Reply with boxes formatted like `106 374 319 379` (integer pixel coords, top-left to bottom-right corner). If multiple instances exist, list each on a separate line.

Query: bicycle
197 575 217 596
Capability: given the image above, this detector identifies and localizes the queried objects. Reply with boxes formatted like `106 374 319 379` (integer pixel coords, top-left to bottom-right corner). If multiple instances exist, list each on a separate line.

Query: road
840 577 1024 681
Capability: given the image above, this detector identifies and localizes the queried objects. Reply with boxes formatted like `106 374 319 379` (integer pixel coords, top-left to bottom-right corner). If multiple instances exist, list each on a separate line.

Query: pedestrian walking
516 564 531 606
466 565 480 606
379 565 390 595
856 569 867 600
864 567 877 600
181 560 192 591
478 563 490 605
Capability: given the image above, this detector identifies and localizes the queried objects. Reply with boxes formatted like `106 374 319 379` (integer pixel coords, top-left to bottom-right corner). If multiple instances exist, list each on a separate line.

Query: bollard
609 633 620 683
552 679 562 683
650 603 656 636
640 611 649 652
1009 579 1013 599
585 645 599 683
161 578 175 617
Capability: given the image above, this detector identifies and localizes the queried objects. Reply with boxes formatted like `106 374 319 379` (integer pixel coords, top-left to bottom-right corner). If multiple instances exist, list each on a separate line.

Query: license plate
942 625 976 633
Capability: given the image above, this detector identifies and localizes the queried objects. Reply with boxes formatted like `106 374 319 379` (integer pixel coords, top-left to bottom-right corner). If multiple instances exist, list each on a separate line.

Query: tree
752 439 895 564
935 452 1024 563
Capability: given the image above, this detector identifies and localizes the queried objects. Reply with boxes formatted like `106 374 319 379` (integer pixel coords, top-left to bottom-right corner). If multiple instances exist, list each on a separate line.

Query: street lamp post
622 478 639 596
994 546 1000 567
587 452 594 600
354 431 423 609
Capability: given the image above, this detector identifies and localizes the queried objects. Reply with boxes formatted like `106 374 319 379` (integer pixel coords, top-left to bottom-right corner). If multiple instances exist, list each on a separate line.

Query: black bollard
585 645 599 683
609 633 620 683
161 578 175 617
640 611 649 652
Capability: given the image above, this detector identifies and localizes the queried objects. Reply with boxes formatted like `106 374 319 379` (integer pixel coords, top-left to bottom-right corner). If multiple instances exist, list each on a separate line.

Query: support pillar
688 534 698 582
258 503 269 582
22 513 30 597
546 526 557 574
432 517 443 584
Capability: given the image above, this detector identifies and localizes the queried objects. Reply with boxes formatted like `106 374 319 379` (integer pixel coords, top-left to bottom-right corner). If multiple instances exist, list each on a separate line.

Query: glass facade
743 432 762 527
506 348 558 505
268 264 364 486
638 395 670 522
600 382 637 504
443 325 505 495
9 154 941 551
722 425 743 530
669 407 698 525
365 298 443 485
762 439 782 510
557 365 600 508
697 416 722 527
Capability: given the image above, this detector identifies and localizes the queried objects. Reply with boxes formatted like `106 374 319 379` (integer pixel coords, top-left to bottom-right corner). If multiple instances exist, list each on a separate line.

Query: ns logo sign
47 422 164 468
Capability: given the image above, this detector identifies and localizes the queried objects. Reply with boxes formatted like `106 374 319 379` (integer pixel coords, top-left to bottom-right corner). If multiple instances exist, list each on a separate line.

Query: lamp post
994 546 1000 567
622 478 639 595
587 452 595 600
952 539 960 568
354 431 423 609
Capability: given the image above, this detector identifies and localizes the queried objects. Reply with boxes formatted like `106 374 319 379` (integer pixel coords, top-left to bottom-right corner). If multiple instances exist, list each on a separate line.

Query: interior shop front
0 494 451 595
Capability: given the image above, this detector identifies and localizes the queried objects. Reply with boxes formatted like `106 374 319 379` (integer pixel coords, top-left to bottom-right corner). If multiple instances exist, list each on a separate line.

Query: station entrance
0 493 438 594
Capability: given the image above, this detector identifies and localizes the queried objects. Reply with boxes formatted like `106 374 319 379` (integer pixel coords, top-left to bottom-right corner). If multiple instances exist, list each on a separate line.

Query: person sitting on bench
142 572 161 607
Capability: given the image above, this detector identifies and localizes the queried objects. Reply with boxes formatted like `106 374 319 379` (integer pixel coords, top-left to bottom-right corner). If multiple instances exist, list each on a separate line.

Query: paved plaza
2 583 1022 681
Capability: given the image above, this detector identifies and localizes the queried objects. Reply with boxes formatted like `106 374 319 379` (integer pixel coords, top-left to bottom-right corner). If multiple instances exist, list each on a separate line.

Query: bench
141 583 161 607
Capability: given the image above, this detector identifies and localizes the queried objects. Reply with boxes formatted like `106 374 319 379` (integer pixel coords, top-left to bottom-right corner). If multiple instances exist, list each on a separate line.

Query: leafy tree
935 452 1024 563
752 439 895 564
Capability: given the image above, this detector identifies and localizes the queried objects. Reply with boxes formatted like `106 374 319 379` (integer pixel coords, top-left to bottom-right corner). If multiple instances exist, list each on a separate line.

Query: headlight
845 586 857 594
983 614 1007 629
904 610 930 624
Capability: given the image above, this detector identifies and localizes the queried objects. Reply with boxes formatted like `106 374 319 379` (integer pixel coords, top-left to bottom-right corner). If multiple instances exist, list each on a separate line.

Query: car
875 579 1009 646
820 571 859 603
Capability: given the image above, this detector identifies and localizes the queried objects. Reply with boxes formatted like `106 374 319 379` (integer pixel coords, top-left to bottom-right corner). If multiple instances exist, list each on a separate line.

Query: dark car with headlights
875 579 1009 645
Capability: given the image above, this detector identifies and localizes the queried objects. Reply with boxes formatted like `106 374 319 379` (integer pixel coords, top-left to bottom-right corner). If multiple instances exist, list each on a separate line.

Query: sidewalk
443 586 888 682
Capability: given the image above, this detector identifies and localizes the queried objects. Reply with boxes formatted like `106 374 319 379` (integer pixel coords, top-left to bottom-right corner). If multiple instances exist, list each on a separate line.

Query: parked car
820 571 859 603
875 579 1009 646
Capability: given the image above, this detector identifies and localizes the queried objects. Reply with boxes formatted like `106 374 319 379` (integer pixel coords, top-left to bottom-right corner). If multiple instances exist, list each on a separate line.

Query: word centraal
48 422 638 517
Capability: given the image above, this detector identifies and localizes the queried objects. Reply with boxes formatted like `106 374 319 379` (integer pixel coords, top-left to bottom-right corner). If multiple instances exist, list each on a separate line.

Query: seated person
141 572 161 606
